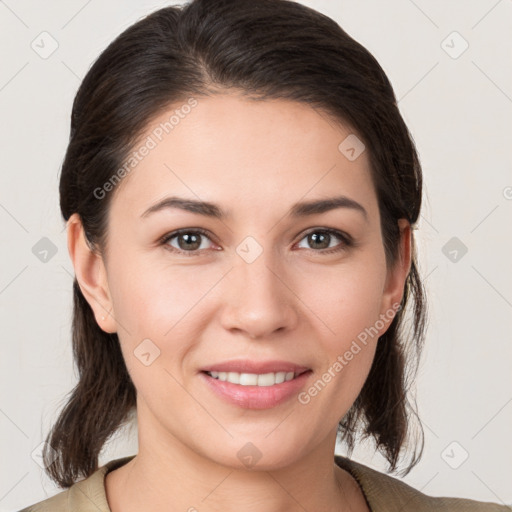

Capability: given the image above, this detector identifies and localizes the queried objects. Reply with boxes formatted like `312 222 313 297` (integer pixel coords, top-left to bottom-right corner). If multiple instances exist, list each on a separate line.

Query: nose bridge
220 238 297 338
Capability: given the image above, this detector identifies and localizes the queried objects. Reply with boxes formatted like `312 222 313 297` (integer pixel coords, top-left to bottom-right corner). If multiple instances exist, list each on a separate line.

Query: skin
67 93 411 512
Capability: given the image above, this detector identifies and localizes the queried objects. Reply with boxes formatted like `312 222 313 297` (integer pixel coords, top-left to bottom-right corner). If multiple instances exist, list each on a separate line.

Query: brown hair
44 0 427 487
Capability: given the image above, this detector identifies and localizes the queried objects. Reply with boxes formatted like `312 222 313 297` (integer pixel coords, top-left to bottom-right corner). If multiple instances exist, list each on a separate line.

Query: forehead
109 93 377 223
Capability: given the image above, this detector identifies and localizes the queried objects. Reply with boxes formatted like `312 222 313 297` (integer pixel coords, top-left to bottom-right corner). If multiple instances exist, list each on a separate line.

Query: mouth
199 368 313 409
202 369 310 387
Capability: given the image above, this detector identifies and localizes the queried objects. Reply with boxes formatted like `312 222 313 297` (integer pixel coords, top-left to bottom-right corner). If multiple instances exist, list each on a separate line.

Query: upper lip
200 360 311 374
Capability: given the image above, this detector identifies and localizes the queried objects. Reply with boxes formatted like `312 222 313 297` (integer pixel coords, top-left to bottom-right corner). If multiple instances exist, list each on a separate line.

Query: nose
219 249 299 340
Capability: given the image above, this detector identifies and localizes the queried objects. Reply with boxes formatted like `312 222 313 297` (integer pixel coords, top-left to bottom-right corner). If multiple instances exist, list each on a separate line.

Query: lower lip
199 371 312 410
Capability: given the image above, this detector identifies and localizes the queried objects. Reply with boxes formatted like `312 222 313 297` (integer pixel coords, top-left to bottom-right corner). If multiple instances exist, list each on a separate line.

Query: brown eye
160 228 215 256
296 229 352 254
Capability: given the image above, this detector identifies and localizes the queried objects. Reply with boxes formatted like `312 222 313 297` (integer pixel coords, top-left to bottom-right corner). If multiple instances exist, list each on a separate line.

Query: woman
19 0 510 510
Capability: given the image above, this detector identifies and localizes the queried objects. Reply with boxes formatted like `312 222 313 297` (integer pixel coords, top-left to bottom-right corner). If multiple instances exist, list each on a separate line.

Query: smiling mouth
203 370 310 387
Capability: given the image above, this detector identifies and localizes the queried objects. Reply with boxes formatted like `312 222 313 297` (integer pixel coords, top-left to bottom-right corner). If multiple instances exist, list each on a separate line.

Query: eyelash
158 227 354 257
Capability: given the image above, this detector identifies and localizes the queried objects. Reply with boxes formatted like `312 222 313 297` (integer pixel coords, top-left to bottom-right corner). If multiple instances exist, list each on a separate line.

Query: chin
200 436 306 472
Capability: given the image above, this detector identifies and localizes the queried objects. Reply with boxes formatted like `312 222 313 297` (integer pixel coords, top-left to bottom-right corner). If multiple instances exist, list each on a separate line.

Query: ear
66 213 117 333
379 218 412 329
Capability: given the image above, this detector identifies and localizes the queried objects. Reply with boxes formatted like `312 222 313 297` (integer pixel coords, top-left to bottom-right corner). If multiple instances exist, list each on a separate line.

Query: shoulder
17 456 136 512
335 454 511 512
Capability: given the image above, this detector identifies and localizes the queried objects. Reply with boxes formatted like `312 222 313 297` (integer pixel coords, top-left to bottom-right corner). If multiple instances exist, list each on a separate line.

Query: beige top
19 454 511 511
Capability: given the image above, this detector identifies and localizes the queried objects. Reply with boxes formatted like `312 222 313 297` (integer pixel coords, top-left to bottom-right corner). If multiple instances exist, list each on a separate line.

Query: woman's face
75 93 410 469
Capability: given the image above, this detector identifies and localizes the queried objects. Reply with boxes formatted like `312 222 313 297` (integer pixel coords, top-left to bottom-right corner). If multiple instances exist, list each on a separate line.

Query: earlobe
379 218 412 332
66 213 116 333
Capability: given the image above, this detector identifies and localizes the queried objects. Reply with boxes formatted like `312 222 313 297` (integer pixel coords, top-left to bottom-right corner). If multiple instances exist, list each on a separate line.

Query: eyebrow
140 195 368 222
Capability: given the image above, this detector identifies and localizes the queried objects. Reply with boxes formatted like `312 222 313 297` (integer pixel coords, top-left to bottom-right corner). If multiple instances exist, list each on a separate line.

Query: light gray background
1 0 511 510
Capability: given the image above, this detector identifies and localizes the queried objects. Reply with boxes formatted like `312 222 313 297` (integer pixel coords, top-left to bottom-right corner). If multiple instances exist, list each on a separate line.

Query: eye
159 228 217 256
295 228 353 254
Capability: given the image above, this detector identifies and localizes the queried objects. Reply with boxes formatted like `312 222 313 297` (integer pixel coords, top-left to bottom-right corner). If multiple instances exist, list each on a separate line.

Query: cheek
294 251 387 345
107 253 218 395
107 249 212 336
292 252 386 404
297 270 383 428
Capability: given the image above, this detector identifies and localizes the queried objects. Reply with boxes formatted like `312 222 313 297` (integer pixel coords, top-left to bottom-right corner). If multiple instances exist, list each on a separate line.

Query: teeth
208 371 297 386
